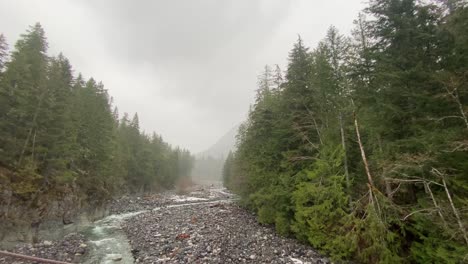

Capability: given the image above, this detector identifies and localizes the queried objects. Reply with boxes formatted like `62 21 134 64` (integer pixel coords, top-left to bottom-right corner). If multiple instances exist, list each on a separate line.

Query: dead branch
385 177 444 187
442 75 468 130
443 140 468 153
402 208 439 221
389 182 402 197
292 122 320 149
431 167 468 245
18 88 47 167
353 109 374 187
289 156 317 161
442 176 468 245
302 103 324 145
424 181 447 227
339 112 352 209
0 250 71 264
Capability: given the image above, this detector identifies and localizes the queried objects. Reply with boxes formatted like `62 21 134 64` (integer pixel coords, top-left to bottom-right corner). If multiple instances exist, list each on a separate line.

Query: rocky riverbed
0 187 328 263
122 188 328 264
0 233 87 263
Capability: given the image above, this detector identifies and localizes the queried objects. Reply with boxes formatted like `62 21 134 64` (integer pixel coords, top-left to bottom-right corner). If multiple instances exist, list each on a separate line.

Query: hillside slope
191 124 239 185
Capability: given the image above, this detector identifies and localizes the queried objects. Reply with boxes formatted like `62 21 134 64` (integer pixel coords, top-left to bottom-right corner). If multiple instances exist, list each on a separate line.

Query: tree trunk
424 181 447 227
454 89 468 130
444 79 468 130
339 112 351 208
353 111 374 187
303 103 323 145
385 180 393 200
18 90 45 166
442 177 468 245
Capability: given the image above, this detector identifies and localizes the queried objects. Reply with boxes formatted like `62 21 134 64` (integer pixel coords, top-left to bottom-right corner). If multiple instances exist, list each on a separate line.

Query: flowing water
82 211 145 264
81 195 232 263
1 189 232 264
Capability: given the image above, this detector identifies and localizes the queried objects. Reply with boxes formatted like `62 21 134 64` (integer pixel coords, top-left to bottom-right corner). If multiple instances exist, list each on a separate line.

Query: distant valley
191 124 239 185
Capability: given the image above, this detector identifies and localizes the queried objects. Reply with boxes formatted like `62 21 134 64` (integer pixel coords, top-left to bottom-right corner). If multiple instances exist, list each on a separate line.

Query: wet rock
121 187 326 264
0 233 86 264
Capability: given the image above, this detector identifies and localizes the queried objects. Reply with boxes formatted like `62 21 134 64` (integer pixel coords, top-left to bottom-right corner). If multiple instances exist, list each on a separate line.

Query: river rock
121 187 326 263
0 233 86 264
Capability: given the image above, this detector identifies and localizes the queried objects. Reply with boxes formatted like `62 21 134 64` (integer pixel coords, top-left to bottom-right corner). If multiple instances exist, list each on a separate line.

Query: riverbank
1 187 328 263
122 187 328 263
0 233 87 263
124 202 327 263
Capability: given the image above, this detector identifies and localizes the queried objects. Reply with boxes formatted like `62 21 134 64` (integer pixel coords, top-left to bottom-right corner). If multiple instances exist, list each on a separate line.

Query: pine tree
0 23 49 195
0 33 8 73
41 54 75 185
228 1 468 262
0 23 195 206
272 64 284 93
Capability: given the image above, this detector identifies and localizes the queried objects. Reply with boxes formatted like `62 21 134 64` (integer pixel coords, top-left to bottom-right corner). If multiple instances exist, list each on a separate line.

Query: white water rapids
82 190 233 263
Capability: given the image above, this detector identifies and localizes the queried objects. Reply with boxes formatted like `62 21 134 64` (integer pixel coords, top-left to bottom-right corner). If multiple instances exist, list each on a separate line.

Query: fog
0 0 365 153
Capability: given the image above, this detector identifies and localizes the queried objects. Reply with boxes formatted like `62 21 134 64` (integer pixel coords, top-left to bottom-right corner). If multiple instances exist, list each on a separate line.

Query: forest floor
0 187 328 264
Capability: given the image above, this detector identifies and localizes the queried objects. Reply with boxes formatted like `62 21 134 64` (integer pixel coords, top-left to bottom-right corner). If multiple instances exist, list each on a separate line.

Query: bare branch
431 167 468 245
302 103 324 145
289 156 317 162
427 115 464 122
424 181 447 227
353 105 374 187
402 208 439 221
442 176 468 245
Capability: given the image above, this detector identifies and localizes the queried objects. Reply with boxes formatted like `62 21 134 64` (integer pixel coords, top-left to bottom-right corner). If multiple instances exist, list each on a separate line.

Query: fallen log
0 250 72 264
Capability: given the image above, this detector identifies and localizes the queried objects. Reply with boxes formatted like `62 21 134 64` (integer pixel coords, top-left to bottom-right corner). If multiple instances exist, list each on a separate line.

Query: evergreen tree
41 54 75 185
227 1 468 262
0 33 8 73
0 23 49 195
0 23 194 208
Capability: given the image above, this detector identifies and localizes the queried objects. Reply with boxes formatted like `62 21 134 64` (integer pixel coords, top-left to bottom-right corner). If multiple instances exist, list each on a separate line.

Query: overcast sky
0 0 365 153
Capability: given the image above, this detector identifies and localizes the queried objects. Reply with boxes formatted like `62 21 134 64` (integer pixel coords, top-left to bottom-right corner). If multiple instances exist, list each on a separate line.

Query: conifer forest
1 0 468 263
223 0 468 262
0 24 194 201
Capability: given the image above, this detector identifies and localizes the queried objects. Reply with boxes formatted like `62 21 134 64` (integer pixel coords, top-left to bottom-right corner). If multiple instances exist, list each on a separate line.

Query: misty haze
1 0 467 263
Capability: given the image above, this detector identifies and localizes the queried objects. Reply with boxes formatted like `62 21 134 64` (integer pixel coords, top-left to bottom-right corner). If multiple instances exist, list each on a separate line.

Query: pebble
0 187 326 264
121 187 326 263
0 233 86 264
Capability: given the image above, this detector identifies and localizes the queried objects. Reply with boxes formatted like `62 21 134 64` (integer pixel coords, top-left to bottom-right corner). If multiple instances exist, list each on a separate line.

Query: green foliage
0 24 194 205
225 1 468 263
291 145 350 257
352 203 403 264
408 214 468 263
0 33 7 72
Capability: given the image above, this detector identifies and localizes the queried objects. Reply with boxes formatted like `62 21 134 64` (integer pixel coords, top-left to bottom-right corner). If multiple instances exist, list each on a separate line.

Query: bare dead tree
339 112 352 208
424 181 447 227
431 168 468 246
353 110 374 187
442 74 468 130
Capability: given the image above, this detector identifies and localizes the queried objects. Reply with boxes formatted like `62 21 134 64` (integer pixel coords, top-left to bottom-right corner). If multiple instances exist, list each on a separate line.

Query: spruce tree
0 33 8 73
0 23 49 195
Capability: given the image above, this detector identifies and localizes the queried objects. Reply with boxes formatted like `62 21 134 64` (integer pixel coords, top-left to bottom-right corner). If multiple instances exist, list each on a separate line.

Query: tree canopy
225 1 468 262
0 23 194 202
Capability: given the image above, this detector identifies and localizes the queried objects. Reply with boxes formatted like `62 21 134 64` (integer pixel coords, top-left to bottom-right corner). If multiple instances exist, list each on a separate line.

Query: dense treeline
224 0 468 262
0 24 193 203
